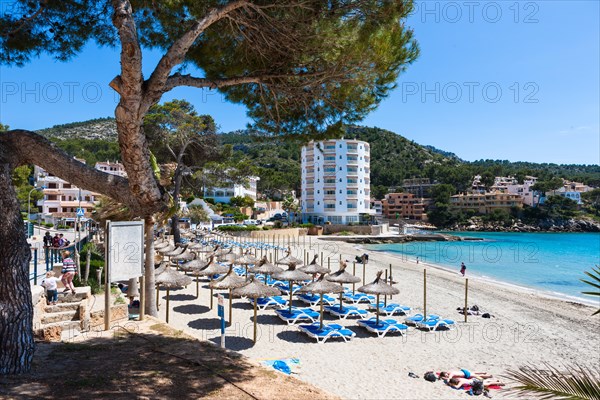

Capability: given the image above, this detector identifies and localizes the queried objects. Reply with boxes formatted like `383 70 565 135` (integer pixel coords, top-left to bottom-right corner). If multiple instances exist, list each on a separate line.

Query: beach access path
154 236 599 400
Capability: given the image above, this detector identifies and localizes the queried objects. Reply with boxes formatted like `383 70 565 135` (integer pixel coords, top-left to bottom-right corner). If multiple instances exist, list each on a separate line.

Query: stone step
41 310 78 325
57 287 90 303
44 302 80 313
37 320 81 332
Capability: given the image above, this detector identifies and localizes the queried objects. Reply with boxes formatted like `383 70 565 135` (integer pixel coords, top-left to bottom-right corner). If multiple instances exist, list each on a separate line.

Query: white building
34 159 127 225
95 161 127 177
203 176 260 204
504 176 540 207
301 139 374 224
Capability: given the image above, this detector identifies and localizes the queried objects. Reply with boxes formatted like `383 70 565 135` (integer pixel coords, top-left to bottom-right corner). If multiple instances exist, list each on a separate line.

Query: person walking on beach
460 262 466 276
61 251 77 294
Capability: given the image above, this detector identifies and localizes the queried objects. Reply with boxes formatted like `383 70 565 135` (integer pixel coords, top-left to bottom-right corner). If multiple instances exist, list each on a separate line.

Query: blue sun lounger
367 303 412 316
324 305 370 320
416 318 456 331
357 318 409 338
275 282 305 294
342 292 375 304
249 296 288 310
404 313 440 326
275 307 320 324
298 293 337 307
298 322 356 343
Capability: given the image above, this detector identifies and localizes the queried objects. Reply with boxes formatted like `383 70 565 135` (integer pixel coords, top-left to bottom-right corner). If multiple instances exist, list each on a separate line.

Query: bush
185 195 195 203
216 225 259 232
56 224 70 230
262 226 273 230
44 222 54 228
299 223 314 228
204 198 215 205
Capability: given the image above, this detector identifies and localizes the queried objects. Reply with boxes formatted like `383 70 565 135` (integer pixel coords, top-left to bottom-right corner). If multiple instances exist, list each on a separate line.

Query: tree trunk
144 215 157 316
170 165 184 244
0 164 35 374
171 214 181 244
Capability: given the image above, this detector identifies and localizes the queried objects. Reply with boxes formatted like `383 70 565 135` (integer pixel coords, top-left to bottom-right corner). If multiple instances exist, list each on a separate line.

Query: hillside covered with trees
40 118 600 200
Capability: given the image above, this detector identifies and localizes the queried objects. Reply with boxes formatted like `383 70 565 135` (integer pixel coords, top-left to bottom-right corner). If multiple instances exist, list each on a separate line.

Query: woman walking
61 251 77 294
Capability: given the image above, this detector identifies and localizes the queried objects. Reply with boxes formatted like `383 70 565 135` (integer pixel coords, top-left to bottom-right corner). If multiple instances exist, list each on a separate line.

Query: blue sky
1 1 598 164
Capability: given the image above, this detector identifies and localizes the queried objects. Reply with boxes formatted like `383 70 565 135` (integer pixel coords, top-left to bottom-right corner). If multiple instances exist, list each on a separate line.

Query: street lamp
27 186 44 238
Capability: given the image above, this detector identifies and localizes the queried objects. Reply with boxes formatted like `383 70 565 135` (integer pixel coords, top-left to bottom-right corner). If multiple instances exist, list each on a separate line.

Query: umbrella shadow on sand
209 336 255 351
173 304 210 315
232 302 254 310
276 329 313 344
254 314 281 325
168 293 197 302
188 317 222 331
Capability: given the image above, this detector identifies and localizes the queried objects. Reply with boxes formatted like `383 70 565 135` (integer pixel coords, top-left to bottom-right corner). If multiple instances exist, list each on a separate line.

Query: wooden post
384 269 388 307
464 278 469 323
352 262 356 294
210 278 214 309
156 284 160 311
423 268 427 318
389 263 393 300
229 288 233 327
166 288 170 323
362 261 366 284
253 300 258 342
196 276 199 298
327 257 330 269
320 252 323 266
139 275 145 321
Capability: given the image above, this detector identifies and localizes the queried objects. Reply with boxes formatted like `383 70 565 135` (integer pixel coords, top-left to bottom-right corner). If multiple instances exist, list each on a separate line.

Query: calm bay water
367 232 600 301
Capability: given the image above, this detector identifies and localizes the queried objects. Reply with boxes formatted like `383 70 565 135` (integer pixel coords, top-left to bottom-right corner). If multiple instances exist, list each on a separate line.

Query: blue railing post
33 248 38 285
45 246 50 271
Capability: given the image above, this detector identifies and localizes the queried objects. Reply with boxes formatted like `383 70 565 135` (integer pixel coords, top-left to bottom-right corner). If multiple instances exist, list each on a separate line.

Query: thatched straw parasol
155 266 192 323
358 270 400 326
300 254 330 279
210 266 247 326
276 247 304 266
272 263 311 313
232 277 281 342
195 261 230 309
157 244 176 254
249 256 283 277
327 260 361 312
170 249 196 263
154 240 171 250
180 255 215 297
162 245 187 258
236 252 260 276
298 275 343 329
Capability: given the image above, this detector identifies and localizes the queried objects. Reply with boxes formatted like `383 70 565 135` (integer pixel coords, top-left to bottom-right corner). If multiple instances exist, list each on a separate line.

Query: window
339 201 342 205
63 183 72 189
325 190 335 195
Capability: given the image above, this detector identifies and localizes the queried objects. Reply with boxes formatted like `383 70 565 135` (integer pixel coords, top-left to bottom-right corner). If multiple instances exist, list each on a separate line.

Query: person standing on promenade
43 231 52 262
460 262 466 276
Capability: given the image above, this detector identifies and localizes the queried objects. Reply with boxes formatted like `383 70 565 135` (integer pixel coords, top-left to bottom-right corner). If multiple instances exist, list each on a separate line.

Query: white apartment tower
301 139 374 224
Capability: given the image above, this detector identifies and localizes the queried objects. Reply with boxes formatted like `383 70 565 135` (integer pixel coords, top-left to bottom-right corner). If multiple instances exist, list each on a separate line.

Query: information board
107 220 144 282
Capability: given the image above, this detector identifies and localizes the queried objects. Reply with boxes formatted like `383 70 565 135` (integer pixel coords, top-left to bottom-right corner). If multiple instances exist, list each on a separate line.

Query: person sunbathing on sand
439 369 492 380
446 377 505 390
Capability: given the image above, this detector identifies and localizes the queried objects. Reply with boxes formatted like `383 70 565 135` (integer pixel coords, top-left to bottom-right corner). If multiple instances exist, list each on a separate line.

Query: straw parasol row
358 270 399 326
232 277 281 342
298 274 343 329
210 266 247 326
327 261 361 312
272 263 311 313
155 266 192 323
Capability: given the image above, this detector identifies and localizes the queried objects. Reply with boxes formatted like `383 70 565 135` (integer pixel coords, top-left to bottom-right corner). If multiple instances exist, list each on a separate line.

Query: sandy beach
155 236 600 399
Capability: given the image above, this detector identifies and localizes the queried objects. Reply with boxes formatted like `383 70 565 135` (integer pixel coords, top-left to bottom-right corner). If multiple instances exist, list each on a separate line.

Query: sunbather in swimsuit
446 377 505 390
439 369 493 380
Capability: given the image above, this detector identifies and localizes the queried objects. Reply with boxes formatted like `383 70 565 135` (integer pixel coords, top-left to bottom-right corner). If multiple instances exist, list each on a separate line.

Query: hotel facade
301 139 374 224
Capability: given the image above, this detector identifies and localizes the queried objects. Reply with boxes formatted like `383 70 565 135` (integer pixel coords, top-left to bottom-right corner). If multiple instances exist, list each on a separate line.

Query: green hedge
216 225 259 232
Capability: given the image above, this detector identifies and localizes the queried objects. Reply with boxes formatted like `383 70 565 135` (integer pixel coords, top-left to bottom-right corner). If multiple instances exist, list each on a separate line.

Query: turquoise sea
367 232 600 302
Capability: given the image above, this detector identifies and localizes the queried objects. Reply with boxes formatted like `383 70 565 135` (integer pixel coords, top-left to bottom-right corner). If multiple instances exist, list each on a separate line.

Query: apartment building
301 139 374 224
450 191 523 214
204 176 260 204
381 193 428 221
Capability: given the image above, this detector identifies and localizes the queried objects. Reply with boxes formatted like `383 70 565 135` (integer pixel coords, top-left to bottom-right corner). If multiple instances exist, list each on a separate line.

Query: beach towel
261 357 300 375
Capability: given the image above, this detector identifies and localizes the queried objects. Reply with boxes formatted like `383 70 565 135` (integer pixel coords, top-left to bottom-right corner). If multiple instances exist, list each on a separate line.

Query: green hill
39 118 600 198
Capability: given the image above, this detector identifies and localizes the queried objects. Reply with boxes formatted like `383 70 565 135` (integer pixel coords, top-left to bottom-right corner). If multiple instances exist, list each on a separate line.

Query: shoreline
362 244 599 308
151 234 600 400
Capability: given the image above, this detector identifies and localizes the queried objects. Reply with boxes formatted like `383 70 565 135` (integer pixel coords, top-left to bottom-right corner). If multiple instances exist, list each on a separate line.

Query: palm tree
505 269 600 399
581 266 600 316
505 363 600 400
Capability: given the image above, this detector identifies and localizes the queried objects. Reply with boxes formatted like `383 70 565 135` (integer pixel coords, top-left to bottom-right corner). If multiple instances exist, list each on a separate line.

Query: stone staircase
35 287 91 341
